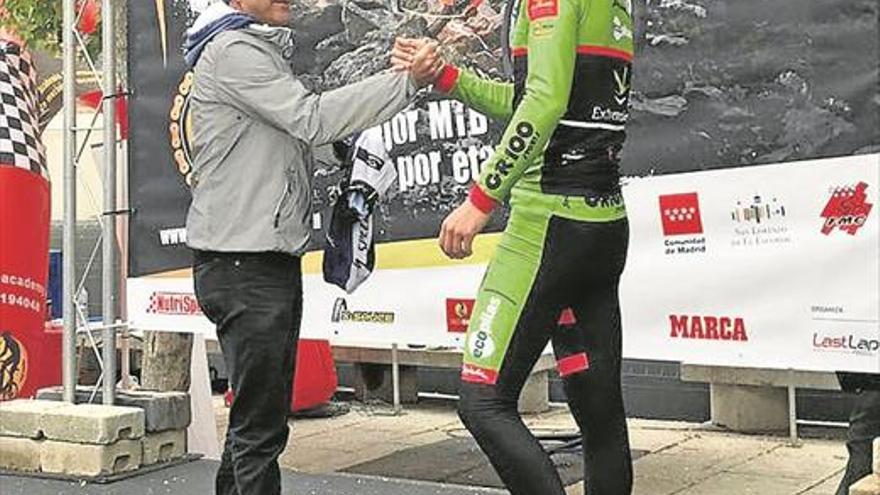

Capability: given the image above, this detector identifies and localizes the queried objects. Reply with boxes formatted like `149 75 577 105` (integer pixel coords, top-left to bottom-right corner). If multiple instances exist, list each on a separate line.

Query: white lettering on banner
159 227 187 246
0 293 42 314
396 151 442 192
0 273 46 297
427 101 489 140
452 145 493 184
381 110 420 150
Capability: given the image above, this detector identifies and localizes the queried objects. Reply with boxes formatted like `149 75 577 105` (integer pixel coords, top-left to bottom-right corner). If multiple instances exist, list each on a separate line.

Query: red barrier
0 166 51 401
224 339 338 412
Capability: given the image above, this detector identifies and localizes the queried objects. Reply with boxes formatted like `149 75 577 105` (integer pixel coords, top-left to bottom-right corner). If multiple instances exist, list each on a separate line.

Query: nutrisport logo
658 192 707 255
820 182 873 236
147 292 203 316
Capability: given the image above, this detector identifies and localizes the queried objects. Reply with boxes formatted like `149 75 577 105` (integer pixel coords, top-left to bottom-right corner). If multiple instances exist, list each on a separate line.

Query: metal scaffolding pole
62 0 78 403
101 0 118 405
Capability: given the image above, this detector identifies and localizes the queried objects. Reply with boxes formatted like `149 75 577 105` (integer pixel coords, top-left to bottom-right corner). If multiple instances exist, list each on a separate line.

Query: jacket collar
242 24 296 60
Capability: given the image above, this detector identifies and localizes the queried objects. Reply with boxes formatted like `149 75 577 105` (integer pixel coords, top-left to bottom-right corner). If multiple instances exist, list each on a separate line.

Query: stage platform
0 459 505 495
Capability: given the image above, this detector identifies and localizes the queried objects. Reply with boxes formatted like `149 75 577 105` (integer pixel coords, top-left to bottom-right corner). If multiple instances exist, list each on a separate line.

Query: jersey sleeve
469 0 580 210
435 66 514 122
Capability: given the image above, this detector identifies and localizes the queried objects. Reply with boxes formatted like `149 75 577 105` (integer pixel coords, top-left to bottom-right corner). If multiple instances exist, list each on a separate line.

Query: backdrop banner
127 0 879 372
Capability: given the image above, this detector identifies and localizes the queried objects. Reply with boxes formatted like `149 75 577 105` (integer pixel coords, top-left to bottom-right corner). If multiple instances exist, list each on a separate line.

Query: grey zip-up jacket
185 25 416 255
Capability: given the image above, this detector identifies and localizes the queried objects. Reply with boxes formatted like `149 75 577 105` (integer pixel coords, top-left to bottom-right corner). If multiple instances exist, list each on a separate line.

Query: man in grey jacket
184 1 441 493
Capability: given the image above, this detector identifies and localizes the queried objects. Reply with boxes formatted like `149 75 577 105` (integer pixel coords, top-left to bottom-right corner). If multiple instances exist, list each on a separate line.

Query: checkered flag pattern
0 40 47 177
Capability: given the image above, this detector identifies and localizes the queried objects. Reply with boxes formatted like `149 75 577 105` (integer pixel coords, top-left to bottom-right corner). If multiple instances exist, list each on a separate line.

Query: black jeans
836 390 880 495
193 250 302 495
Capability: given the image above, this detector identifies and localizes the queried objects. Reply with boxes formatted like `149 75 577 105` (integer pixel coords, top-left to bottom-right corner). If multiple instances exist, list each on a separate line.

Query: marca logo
668 315 748 341
147 292 202 316
461 363 499 385
331 298 395 324
659 193 703 236
813 332 880 355
446 298 475 333
821 182 873 236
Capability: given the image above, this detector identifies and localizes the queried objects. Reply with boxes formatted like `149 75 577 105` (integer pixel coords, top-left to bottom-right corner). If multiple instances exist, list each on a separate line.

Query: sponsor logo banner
147 292 202 316
659 192 707 255
446 298 475 333
820 182 873 236
668 314 749 342
730 194 792 247
331 298 395 325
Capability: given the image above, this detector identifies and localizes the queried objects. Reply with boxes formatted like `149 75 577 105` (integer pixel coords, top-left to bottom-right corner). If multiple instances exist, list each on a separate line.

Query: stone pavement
213 396 848 495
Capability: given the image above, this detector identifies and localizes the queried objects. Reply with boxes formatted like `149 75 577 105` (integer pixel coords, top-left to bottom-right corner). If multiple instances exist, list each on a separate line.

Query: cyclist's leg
551 218 631 495
458 212 569 495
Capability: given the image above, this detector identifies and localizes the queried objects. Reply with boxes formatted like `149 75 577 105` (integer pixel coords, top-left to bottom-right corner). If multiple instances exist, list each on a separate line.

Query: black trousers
458 217 632 495
836 390 880 495
193 250 302 495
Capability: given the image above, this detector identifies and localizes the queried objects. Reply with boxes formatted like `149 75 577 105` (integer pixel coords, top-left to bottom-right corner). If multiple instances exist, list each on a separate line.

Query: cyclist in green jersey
395 0 634 492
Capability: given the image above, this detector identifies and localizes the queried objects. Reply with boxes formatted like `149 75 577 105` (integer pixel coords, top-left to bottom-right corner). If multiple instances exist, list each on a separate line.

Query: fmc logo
668 314 748 342
820 182 873 236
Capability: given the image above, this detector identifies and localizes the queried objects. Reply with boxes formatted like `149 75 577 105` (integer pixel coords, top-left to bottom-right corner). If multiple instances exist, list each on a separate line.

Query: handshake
390 37 446 88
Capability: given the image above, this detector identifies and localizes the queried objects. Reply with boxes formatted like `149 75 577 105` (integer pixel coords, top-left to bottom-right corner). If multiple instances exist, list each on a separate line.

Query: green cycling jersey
436 0 634 214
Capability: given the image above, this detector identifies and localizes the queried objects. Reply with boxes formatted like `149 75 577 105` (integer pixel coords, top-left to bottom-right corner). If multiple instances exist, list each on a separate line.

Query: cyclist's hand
410 41 444 87
439 201 490 259
391 37 433 69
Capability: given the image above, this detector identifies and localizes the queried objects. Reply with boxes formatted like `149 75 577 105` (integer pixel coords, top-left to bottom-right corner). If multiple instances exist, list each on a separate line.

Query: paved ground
1 459 507 495
212 396 849 495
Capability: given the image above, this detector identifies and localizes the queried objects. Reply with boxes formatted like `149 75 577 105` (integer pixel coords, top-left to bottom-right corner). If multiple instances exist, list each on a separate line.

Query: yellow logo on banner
0 332 28 401
169 71 196 186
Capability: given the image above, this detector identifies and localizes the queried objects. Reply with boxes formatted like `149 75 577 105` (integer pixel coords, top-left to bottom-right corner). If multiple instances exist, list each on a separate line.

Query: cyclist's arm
435 67 514 121
467 0 579 212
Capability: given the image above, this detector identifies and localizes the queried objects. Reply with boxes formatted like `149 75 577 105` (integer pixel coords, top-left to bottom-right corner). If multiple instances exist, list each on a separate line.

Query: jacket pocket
273 180 293 229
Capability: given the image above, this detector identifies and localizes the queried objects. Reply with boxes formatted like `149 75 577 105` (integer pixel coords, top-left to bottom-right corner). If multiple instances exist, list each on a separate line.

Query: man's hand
439 201 491 259
391 37 444 87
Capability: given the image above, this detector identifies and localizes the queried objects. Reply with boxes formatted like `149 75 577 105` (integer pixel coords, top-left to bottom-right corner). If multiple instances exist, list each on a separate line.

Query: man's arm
469 0 579 210
214 39 418 146
435 66 514 122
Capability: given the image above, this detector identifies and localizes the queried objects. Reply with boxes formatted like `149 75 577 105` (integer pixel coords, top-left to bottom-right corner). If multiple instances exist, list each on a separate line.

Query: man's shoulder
206 29 275 61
